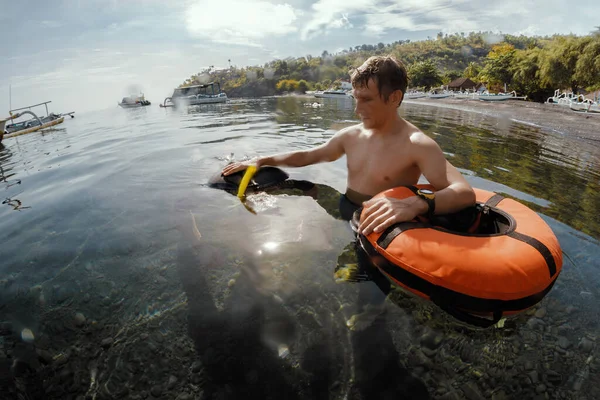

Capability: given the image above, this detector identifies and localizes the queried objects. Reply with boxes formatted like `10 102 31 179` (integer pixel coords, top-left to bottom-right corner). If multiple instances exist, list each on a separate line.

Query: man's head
350 56 408 129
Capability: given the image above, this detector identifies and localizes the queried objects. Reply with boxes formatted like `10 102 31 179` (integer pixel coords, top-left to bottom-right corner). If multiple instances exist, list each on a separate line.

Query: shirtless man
222 55 476 236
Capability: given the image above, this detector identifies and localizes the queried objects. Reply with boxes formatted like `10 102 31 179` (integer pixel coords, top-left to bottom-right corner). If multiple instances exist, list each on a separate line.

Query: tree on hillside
510 48 553 102
574 36 600 90
442 71 462 84
538 36 590 93
408 61 442 89
478 43 516 87
463 62 481 79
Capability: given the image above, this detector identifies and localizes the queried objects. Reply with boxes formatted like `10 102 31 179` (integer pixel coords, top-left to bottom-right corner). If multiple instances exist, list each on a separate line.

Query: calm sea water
1 96 599 399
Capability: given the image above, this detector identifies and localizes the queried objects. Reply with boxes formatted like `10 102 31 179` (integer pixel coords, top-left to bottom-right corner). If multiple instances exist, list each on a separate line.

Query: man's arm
259 129 346 167
413 135 476 215
222 127 350 175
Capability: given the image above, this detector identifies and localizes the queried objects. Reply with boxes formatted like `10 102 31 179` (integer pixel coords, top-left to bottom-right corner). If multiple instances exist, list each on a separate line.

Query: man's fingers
360 209 391 235
359 204 385 230
222 163 244 176
374 216 397 234
361 214 386 236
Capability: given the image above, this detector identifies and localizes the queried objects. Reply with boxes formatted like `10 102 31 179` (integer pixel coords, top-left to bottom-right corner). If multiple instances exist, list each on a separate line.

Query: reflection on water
0 97 599 399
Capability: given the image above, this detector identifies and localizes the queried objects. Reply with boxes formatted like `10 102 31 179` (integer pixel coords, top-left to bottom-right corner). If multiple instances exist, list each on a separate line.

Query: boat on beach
2 101 75 140
546 89 583 105
404 90 427 99
427 90 453 99
118 93 151 108
160 82 228 108
569 99 600 114
478 91 527 102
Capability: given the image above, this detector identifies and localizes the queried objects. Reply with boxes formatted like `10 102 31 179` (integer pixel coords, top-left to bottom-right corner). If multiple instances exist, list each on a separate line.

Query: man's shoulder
333 123 363 143
406 126 441 157
337 123 363 136
407 128 435 146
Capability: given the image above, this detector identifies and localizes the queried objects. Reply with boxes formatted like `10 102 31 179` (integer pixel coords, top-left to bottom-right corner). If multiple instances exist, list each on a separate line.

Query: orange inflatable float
352 185 563 328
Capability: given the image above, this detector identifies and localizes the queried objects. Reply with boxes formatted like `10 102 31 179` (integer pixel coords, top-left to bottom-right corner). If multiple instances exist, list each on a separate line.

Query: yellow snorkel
236 165 258 214
237 165 257 200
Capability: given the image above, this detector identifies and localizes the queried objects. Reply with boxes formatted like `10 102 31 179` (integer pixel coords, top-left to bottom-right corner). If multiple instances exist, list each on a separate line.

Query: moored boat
161 82 228 108
569 99 600 114
118 93 151 108
3 101 74 140
313 89 352 99
479 91 527 102
427 90 452 99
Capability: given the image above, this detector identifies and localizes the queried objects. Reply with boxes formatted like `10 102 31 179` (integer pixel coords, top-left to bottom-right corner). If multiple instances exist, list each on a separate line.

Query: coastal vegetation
181 30 600 103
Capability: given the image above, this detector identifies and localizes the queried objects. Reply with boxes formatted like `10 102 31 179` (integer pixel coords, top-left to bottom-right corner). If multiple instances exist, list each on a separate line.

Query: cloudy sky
2 0 598 114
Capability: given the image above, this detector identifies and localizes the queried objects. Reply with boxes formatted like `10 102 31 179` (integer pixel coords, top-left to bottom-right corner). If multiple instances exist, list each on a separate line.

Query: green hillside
180 30 600 103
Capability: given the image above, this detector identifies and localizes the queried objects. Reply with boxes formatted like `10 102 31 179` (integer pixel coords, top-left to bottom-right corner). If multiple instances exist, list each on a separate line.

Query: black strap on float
431 297 503 328
377 222 429 248
508 231 557 277
485 194 504 207
484 194 557 278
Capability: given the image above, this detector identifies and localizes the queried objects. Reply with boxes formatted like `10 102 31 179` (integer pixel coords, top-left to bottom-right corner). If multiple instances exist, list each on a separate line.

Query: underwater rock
557 336 571 349
167 375 178 389
100 338 114 349
420 331 444 351
74 313 86 327
535 384 546 393
191 360 203 373
461 381 485 400
578 337 594 352
491 390 508 400
534 308 547 319
150 385 163 398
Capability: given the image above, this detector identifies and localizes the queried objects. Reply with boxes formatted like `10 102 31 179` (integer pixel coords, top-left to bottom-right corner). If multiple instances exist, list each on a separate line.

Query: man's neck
368 114 405 137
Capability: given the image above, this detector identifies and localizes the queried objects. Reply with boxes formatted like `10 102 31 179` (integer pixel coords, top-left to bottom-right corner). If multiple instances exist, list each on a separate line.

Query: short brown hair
350 56 408 106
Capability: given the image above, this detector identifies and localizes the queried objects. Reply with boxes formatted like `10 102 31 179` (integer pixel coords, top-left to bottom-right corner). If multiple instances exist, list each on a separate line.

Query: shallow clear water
1 96 599 399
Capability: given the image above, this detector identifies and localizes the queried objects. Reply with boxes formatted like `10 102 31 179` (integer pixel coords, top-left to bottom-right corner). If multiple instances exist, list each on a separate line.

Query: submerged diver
222 55 476 235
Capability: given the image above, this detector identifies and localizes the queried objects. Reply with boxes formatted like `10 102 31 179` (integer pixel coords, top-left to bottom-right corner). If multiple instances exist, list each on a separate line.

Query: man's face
352 78 399 129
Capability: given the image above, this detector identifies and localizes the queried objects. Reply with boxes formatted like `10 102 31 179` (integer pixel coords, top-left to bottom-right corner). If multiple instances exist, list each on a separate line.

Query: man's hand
222 159 260 176
358 196 428 236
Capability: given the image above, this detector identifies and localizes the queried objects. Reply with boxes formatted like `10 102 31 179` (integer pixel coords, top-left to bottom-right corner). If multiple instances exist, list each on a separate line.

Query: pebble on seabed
74 312 86 327
21 328 35 342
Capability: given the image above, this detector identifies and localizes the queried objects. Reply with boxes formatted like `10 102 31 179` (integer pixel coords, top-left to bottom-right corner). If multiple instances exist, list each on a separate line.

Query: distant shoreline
291 93 600 141
401 97 600 142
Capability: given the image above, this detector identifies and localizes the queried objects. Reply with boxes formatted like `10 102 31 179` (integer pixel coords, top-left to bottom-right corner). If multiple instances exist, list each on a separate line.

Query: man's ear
389 90 403 106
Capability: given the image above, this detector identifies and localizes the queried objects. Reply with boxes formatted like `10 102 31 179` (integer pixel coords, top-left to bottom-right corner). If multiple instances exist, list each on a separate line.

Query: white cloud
185 0 299 46
331 13 353 29
301 0 375 40
302 0 600 39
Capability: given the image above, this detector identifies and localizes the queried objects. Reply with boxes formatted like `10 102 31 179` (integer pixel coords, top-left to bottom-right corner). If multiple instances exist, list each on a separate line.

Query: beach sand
403 97 600 142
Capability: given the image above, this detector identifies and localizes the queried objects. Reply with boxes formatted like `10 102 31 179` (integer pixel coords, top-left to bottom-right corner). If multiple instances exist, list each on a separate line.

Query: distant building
447 77 477 91
475 83 487 93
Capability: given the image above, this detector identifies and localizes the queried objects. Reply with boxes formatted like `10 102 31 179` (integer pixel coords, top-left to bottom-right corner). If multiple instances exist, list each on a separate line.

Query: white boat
546 89 583 105
161 82 228 108
478 91 527 102
453 91 478 100
569 99 600 113
404 91 426 99
118 93 151 108
427 90 452 99
0 118 6 143
2 101 75 140
313 89 352 99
